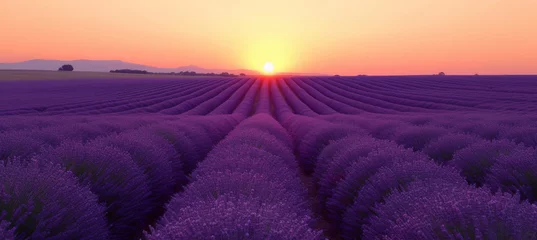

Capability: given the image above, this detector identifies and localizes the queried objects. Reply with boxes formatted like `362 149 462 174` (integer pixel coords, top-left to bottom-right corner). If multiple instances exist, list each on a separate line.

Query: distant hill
0 59 261 75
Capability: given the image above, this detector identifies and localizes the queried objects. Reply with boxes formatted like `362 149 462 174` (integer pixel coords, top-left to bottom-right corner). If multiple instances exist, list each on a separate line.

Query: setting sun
263 62 274 74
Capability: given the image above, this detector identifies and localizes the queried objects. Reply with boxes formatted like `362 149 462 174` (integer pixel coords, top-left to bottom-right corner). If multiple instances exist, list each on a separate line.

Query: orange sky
1 0 536 75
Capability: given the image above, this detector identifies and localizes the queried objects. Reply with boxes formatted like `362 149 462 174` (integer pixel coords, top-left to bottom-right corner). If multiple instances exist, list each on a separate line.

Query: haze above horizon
2 1 536 75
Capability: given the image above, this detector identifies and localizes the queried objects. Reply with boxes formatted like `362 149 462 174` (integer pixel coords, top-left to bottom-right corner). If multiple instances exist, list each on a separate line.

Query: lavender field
1 75 537 240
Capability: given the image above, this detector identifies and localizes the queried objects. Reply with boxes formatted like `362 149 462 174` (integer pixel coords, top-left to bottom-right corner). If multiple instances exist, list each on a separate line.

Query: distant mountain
0 59 261 75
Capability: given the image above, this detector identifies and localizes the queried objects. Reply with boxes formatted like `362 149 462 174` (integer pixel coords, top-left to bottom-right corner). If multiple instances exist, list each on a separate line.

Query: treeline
110 69 246 77
110 69 149 74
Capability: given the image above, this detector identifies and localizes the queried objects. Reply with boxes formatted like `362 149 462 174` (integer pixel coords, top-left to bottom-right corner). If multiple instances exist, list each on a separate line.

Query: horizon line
1 58 537 76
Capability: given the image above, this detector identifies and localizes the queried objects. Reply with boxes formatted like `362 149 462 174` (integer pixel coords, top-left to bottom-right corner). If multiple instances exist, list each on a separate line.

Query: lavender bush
0 219 14 240
486 147 537 203
217 129 295 165
314 135 376 181
33 123 111 146
453 121 502 140
2 76 537 238
91 129 177 208
148 195 322 240
451 139 519 186
192 144 299 180
325 148 430 230
239 113 293 146
0 159 108 240
395 125 448 151
35 141 151 239
340 160 465 238
422 133 481 163
316 139 401 209
499 126 537 147
0 130 45 161
363 180 537 240
148 121 212 174
151 114 321 239
163 170 309 218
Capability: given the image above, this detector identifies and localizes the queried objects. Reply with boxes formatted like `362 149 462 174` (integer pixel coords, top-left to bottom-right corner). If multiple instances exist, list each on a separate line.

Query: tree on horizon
58 64 74 71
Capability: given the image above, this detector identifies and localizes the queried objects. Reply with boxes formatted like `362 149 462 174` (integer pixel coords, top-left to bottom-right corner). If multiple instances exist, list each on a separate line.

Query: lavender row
327 77 477 108
320 112 537 148
269 79 295 119
450 139 537 205
278 116 446 237
281 114 362 174
0 116 160 161
335 77 491 109
253 79 272 114
44 79 213 115
3 76 537 116
151 79 242 114
0 79 195 115
349 77 486 106
298 78 394 114
148 114 322 239
341 76 537 111
0 79 210 115
208 79 255 115
1 159 110 239
310 78 446 112
5 78 227 116
363 179 537 239
280 114 537 239
284 79 338 115
276 80 317 116
120 80 225 114
292 79 363 114
231 79 261 116
0 115 240 239
328 77 477 110
183 79 251 115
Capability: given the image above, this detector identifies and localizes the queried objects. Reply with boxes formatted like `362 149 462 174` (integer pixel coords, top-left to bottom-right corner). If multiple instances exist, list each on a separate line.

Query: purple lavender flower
0 130 45 161
238 113 293 146
499 126 537 147
193 143 300 181
148 195 323 240
181 115 240 144
324 146 429 230
33 123 110 146
148 122 211 174
407 116 433 126
395 125 448 151
340 160 464 238
367 121 408 140
314 135 379 182
163 170 309 220
154 114 322 239
0 219 14 240
317 140 401 210
422 133 481 163
91 129 177 208
297 124 363 174
450 139 519 186
453 121 502 140
217 128 295 166
363 180 537 240
486 147 537 202
0 159 108 240
35 141 152 239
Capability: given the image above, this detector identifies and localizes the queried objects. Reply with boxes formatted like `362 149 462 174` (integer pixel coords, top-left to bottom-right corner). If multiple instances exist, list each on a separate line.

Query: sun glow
263 62 274 74
242 36 298 75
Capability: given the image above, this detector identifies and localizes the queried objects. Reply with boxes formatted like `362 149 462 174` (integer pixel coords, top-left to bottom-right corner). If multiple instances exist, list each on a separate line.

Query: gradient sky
1 0 536 75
